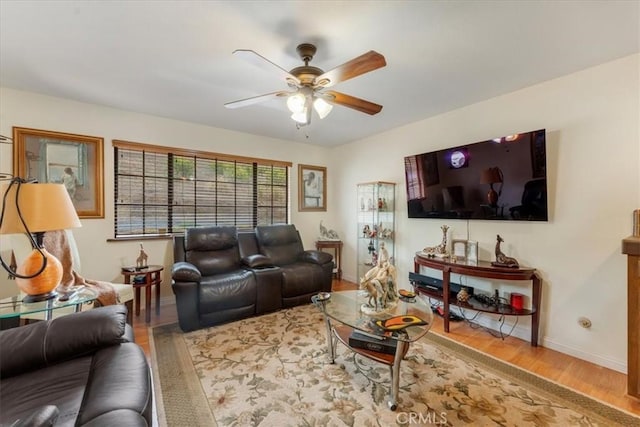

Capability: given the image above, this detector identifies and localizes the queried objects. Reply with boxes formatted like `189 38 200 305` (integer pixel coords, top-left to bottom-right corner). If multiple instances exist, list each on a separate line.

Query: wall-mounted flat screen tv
404 129 548 221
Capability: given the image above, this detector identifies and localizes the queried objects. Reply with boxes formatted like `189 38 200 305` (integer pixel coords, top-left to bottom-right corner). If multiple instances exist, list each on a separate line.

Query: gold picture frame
13 127 104 218
298 164 326 212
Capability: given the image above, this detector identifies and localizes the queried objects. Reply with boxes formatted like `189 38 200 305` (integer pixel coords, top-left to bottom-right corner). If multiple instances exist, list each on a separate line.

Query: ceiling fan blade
321 91 383 115
313 51 386 88
224 91 291 109
233 49 301 86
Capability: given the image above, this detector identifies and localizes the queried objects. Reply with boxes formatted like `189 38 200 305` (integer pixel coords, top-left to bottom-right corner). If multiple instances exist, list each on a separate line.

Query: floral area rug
150 304 638 426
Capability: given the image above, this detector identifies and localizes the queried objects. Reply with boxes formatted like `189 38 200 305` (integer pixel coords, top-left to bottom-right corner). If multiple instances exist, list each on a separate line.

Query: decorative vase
456 287 470 303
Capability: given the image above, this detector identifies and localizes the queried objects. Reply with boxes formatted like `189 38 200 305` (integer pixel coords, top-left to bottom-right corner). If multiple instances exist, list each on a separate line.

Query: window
113 140 290 237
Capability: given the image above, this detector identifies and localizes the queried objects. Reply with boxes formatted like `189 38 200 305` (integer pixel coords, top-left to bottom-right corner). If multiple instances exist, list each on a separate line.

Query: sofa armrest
172 261 202 282
242 254 274 269
0 305 128 379
300 250 333 265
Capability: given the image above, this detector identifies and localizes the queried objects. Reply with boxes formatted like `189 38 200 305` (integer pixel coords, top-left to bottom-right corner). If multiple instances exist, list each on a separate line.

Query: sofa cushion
255 224 305 266
199 270 256 312
1 356 92 426
280 264 326 298
185 226 242 275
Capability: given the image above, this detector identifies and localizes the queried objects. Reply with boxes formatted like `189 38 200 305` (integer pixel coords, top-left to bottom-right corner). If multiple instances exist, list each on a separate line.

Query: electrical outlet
577 317 592 329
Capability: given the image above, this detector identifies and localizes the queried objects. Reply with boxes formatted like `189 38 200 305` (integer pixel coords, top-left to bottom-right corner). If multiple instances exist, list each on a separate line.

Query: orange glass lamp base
15 248 62 303
487 188 498 207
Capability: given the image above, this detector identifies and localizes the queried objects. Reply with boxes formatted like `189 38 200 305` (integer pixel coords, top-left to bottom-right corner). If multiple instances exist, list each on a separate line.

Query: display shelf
357 181 395 280
413 254 541 346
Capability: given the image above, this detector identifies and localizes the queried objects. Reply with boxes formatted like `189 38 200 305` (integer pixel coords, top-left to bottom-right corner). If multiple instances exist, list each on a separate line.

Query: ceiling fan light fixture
291 110 308 124
313 97 333 119
286 92 306 113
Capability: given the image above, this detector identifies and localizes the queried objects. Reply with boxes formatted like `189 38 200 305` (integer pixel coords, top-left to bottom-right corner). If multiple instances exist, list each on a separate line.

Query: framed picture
452 239 468 261
298 164 326 212
13 127 104 218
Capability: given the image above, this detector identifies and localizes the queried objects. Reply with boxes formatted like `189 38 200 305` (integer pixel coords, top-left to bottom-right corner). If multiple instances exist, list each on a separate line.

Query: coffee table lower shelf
333 325 409 365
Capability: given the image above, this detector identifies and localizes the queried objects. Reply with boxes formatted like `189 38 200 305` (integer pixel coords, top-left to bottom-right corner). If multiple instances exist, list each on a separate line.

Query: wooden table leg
155 272 161 315
443 267 451 333
531 273 542 347
135 286 141 317
145 283 151 323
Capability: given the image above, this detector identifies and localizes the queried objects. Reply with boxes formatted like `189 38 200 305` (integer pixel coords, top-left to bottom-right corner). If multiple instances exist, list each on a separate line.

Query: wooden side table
316 240 342 280
121 265 163 323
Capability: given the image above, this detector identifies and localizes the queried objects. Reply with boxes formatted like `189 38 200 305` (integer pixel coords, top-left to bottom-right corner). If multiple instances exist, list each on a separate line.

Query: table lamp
480 167 504 208
0 181 82 302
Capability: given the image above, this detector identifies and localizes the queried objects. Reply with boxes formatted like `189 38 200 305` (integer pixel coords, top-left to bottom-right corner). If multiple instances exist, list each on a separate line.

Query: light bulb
287 93 306 113
313 98 333 119
291 110 308 124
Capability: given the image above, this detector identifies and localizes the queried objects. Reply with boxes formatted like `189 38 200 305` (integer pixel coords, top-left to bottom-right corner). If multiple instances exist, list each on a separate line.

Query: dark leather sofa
172 224 333 332
0 305 152 426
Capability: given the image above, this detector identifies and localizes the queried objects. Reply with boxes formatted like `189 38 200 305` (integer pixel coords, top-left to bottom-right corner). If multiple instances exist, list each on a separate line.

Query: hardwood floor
134 279 640 417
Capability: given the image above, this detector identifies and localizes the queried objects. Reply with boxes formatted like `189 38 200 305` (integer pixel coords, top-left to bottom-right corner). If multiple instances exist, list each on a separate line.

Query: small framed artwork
298 164 326 212
452 239 468 261
13 127 104 218
298 165 327 212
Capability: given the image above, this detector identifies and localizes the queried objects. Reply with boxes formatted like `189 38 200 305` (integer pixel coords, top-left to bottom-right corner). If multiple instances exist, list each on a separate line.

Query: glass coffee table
312 289 434 410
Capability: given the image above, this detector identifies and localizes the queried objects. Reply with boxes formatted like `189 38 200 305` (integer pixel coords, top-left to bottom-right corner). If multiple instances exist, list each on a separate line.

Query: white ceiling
1 1 638 147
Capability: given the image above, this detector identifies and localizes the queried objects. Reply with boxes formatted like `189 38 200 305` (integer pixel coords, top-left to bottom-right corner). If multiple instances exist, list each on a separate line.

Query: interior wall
331 54 639 372
0 87 335 300
0 54 637 373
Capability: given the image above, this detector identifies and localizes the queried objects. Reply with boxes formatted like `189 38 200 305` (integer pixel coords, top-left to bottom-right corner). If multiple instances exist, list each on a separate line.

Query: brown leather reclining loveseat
0 305 152 426
171 224 333 332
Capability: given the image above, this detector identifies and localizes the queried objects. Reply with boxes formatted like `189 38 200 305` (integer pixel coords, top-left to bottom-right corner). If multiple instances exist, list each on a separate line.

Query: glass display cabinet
357 181 396 280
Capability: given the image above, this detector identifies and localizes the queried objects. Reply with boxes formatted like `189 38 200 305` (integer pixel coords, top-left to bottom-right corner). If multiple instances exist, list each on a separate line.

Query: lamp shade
480 167 504 184
0 183 81 235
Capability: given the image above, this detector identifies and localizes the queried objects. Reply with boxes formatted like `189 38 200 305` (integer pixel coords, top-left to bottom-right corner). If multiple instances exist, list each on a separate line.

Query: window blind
114 141 289 237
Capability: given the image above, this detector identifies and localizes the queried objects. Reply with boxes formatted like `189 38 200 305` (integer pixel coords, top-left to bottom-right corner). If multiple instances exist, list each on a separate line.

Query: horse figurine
359 277 387 311
492 235 519 268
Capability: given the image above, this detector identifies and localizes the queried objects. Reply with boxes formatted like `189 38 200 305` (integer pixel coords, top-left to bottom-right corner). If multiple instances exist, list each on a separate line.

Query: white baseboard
542 337 627 374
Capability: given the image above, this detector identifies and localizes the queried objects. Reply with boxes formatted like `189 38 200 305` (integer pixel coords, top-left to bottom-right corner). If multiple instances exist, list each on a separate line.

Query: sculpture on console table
359 242 398 315
422 225 450 258
491 234 519 268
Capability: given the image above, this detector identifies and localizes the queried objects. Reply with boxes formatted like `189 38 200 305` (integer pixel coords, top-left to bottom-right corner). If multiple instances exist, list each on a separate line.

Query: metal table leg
388 339 407 411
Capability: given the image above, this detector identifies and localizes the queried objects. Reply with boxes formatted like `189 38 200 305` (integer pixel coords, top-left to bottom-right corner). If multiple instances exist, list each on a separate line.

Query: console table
414 253 542 346
622 235 640 398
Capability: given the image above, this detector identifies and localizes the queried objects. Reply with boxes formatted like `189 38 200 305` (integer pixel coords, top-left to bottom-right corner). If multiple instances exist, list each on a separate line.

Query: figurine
136 243 148 268
423 225 450 257
359 242 398 315
491 235 519 268
456 287 470 303
319 221 340 240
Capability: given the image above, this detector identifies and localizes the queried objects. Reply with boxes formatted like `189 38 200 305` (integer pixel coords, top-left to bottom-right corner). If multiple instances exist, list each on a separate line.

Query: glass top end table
0 286 98 321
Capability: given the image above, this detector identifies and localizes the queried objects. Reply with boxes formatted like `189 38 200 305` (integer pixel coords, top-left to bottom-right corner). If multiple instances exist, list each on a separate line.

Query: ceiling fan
224 43 386 127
